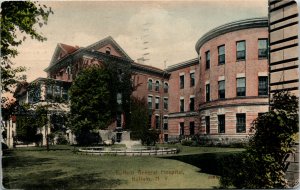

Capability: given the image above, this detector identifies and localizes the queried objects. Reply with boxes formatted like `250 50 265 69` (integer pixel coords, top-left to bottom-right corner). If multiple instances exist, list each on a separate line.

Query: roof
60 43 79 54
195 17 268 53
165 58 198 72
85 36 132 61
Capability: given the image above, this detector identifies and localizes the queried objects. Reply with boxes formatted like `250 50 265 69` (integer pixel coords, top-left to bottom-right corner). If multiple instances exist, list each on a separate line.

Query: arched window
148 79 152 91
155 81 159 91
105 47 111 54
164 82 168 93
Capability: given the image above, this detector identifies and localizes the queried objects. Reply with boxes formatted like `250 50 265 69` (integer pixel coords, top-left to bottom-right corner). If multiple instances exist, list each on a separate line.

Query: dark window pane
218 115 225 133
190 73 195 86
237 41 246 60
164 98 168 110
164 83 168 93
180 122 184 136
205 116 210 134
237 78 246 96
155 97 159 109
190 97 195 111
258 39 268 59
206 51 210 69
180 99 184 112
206 84 210 102
258 76 268 96
180 75 184 89
190 122 195 135
236 113 246 133
218 80 225 99
148 80 152 90
148 96 152 109
155 115 160 129
218 45 225 65
163 116 168 130
155 81 159 91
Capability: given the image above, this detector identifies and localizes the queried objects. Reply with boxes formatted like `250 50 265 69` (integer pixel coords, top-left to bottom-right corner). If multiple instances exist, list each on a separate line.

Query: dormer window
106 47 111 54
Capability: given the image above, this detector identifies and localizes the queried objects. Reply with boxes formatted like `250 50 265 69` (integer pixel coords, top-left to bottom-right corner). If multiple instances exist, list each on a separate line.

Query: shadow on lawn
163 152 240 176
3 169 123 189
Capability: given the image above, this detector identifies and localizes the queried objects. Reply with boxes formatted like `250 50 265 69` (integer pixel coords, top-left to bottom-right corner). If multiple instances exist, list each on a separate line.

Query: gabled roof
49 43 80 67
85 36 132 61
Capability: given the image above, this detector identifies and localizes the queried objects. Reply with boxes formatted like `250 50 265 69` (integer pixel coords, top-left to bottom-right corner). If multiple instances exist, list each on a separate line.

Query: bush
141 129 159 146
181 140 193 146
1 143 8 150
56 133 68 145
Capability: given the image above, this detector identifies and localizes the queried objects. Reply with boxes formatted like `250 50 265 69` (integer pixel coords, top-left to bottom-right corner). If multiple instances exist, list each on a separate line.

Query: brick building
11 17 272 145
195 17 269 143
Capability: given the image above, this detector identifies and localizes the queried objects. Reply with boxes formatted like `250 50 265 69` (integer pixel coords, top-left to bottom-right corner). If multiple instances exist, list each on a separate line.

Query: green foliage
55 132 68 145
1 1 53 94
128 97 158 145
68 64 131 145
220 91 299 188
129 97 149 140
140 129 159 146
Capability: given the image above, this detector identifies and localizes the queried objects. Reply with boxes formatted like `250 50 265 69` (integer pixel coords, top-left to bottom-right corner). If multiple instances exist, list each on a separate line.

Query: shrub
181 140 193 146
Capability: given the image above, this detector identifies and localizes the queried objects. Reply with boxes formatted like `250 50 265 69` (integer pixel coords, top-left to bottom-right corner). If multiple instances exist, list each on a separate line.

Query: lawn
2 145 243 189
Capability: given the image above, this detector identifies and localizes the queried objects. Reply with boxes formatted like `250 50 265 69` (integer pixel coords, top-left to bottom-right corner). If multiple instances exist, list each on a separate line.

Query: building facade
195 18 269 143
269 0 299 96
10 17 273 145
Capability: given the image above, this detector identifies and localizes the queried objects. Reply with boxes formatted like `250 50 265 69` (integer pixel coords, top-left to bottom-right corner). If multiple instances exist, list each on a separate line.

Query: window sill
258 57 268 60
236 59 246 62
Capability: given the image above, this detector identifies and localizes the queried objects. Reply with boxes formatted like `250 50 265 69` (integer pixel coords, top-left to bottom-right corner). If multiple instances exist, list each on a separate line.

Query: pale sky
12 0 268 82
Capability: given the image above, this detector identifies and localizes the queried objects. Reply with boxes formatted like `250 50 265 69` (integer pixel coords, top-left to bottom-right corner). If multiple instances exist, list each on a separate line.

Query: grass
3 144 244 189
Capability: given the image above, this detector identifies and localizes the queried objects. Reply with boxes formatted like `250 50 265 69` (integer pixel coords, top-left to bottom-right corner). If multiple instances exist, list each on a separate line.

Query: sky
12 0 268 82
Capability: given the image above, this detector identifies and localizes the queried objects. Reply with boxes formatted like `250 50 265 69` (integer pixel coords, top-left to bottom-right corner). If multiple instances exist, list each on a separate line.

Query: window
148 114 152 129
236 113 246 133
237 41 246 61
62 88 68 100
105 47 111 54
116 113 122 128
190 97 195 111
155 81 159 91
163 116 168 130
190 72 195 87
148 96 152 109
155 115 160 129
237 78 246 97
164 134 168 142
164 82 168 93
218 45 225 65
190 122 195 135
205 51 210 69
148 79 152 91
206 84 210 102
155 97 160 109
180 99 184 112
258 39 268 59
180 75 184 89
218 115 225 133
117 93 122 104
54 85 61 97
163 97 168 110
180 122 184 136
218 80 225 99
205 116 210 134
258 76 268 96
46 85 53 99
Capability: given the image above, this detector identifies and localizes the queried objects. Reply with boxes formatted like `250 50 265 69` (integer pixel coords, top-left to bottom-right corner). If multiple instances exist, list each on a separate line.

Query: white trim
155 114 159 116
236 73 245 78
155 80 161 84
148 78 153 82
179 72 185 76
205 80 210 85
148 94 153 97
190 70 195 73
155 95 160 98
258 72 268 76
163 115 169 117
218 76 225 81
190 95 195 98
180 96 184 100
164 97 168 99
83 55 93 59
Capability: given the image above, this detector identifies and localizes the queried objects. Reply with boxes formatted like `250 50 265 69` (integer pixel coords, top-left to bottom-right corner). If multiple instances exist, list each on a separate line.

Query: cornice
165 58 198 72
195 17 268 53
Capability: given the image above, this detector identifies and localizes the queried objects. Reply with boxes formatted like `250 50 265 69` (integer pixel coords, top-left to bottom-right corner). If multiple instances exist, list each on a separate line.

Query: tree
68 57 132 145
220 91 299 188
1 1 53 95
129 96 159 146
